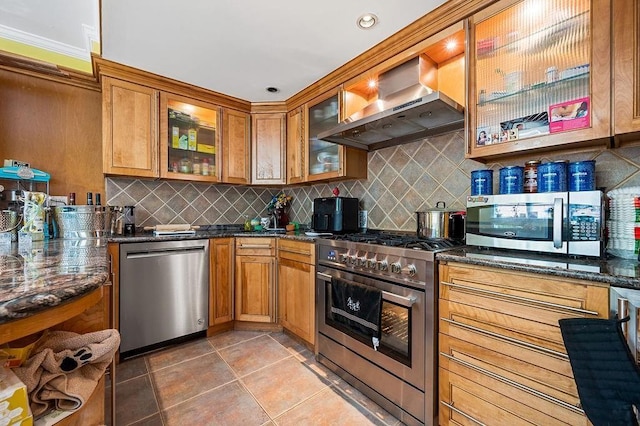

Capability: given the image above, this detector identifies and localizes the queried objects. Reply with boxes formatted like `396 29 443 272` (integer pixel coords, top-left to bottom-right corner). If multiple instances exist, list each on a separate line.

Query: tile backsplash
106 131 640 231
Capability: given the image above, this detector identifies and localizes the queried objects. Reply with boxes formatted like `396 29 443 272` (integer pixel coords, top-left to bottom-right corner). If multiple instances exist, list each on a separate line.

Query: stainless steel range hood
317 56 465 151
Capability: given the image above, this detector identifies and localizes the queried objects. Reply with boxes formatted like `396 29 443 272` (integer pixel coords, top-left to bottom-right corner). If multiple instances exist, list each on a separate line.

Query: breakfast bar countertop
0 239 109 324
437 247 640 289
0 231 316 324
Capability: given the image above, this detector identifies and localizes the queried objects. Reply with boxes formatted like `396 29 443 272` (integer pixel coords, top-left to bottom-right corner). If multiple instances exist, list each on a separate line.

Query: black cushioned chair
559 317 640 426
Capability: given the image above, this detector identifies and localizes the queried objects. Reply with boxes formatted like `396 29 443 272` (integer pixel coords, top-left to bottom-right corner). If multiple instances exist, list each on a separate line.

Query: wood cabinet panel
252 113 286 185
286 108 306 184
235 238 276 323
613 0 640 137
209 238 234 326
277 239 315 344
438 262 608 425
102 76 159 177
222 108 251 184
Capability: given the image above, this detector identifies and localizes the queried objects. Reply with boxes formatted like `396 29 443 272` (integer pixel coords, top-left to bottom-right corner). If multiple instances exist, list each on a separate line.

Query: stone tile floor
106 330 403 425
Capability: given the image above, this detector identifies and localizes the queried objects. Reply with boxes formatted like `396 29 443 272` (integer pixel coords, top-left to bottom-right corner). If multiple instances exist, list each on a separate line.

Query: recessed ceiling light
266 87 280 93
446 40 457 50
357 13 378 30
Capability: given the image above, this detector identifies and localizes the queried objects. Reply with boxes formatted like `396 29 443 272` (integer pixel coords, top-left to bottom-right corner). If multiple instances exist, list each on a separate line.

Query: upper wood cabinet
102 76 159 177
467 0 611 159
613 0 640 139
222 108 251 185
160 92 221 182
251 112 286 185
286 107 306 184
305 89 367 182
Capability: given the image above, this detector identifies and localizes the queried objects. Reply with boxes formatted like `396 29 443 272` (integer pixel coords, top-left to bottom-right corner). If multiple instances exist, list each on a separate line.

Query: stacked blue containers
499 166 524 194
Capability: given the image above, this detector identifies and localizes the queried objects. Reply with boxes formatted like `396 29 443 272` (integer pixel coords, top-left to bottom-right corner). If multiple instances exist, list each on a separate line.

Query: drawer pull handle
441 317 569 359
441 352 584 415
279 248 312 256
441 281 600 316
239 244 272 249
440 401 486 425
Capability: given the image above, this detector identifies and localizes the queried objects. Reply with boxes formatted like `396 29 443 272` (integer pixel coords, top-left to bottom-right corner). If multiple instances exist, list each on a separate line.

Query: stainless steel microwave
466 191 604 257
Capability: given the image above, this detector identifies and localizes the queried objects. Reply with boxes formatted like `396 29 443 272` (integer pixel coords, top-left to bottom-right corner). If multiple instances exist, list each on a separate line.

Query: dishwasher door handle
126 245 206 259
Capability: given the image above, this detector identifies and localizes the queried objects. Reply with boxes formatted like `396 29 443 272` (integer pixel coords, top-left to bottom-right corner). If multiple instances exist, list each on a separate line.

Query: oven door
316 267 425 391
466 192 568 254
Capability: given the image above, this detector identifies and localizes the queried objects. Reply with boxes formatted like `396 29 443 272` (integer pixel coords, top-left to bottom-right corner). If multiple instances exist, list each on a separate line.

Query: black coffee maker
312 197 359 233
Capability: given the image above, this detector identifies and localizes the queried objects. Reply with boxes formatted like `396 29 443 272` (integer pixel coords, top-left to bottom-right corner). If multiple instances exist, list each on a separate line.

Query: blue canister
538 160 568 192
499 166 524 194
471 169 493 195
568 160 596 191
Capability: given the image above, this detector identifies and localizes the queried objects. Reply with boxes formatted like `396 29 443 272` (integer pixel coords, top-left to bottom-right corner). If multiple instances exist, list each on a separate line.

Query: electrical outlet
359 210 368 230
310 200 314 212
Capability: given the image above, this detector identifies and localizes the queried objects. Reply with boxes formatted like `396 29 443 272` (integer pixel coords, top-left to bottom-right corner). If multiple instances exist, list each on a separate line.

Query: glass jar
179 157 192 174
192 156 201 174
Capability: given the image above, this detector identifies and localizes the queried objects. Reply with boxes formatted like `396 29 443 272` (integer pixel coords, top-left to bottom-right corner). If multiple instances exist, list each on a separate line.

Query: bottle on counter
244 215 252 231
86 192 93 205
68 192 76 205
95 193 102 206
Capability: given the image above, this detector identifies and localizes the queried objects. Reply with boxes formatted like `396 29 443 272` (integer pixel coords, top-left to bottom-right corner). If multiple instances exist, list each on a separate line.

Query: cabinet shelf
477 11 589 60
478 72 589 106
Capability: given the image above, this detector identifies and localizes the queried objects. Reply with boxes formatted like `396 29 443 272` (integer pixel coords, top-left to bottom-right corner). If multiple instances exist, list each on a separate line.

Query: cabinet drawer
235 237 275 256
439 264 608 354
277 239 315 264
439 330 579 408
440 357 588 426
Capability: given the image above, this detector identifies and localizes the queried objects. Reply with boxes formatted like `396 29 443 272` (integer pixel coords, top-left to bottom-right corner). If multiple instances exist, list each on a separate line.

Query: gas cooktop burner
324 232 464 251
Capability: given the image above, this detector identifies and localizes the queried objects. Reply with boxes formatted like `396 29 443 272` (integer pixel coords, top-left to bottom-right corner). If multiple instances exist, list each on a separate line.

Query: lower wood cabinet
277 239 316 345
235 237 276 323
438 261 608 426
209 238 234 327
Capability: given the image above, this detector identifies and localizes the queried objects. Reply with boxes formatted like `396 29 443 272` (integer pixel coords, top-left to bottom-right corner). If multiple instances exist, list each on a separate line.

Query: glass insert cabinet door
307 92 341 177
469 0 607 157
160 93 221 181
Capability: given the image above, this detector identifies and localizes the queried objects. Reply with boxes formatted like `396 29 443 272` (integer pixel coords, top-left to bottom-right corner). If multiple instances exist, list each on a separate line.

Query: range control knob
403 264 417 277
391 262 402 274
366 258 377 269
349 255 358 265
358 256 367 267
340 253 349 264
377 260 388 271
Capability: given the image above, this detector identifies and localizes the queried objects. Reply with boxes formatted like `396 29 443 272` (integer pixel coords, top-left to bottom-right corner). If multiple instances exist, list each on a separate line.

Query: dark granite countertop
0 239 109 324
0 231 317 324
437 247 640 289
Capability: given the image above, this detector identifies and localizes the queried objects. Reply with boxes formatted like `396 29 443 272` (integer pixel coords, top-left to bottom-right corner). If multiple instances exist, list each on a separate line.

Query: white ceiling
101 0 448 102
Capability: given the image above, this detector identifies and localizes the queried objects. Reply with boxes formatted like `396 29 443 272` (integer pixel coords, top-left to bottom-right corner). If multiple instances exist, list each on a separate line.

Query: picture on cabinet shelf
476 127 490 146
500 111 550 140
549 97 590 133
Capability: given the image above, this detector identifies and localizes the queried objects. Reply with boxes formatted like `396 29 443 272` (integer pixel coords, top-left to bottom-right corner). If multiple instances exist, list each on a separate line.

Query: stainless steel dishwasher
119 239 209 355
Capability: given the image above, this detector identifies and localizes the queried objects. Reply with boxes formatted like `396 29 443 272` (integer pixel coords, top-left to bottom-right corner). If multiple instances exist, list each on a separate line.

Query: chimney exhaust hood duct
317 56 465 151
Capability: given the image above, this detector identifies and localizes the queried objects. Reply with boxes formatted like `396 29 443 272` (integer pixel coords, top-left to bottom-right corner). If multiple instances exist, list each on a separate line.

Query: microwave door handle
618 298 630 338
553 197 563 248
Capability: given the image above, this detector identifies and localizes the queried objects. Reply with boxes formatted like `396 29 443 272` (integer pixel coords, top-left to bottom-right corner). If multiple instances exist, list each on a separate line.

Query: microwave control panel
569 204 600 241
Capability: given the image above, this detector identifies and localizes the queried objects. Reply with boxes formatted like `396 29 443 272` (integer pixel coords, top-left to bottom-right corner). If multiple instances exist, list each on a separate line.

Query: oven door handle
382 291 417 308
316 272 416 308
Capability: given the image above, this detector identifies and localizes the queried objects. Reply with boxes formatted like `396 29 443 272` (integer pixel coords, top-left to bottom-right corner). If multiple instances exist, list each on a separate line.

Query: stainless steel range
315 232 462 426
